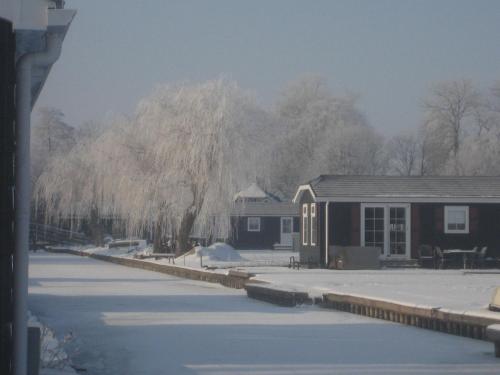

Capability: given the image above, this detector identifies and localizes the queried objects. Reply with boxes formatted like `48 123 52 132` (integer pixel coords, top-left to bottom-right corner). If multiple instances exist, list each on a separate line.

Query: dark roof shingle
306 175 500 201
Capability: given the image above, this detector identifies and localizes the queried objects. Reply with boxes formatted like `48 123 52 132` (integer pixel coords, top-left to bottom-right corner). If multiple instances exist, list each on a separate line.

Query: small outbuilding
293 175 500 267
230 183 299 250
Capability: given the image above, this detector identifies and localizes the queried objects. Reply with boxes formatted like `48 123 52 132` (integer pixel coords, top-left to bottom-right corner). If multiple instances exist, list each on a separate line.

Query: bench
486 324 500 357
134 253 176 263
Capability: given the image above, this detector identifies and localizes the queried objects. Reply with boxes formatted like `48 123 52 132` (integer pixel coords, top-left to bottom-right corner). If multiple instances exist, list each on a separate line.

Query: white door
280 217 293 246
361 204 411 258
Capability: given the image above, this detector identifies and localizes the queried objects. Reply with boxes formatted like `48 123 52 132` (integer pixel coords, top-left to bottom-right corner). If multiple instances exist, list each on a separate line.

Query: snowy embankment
51 242 499 313
28 312 77 375
245 266 500 314
64 242 297 269
180 243 296 268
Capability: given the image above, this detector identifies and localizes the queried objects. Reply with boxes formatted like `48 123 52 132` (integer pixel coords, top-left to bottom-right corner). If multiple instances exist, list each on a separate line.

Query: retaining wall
244 283 500 341
245 283 311 307
322 292 500 341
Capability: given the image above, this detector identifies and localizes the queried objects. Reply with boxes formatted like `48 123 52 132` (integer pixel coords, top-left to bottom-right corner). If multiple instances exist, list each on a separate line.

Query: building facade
294 175 500 267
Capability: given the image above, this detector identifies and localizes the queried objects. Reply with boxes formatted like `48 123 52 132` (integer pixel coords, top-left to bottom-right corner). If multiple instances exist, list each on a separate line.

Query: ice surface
29 252 500 375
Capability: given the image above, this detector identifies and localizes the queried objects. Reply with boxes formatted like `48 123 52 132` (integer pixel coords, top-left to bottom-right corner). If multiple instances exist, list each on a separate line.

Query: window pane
366 232 374 242
365 219 374 230
283 219 292 233
366 207 374 218
446 206 468 232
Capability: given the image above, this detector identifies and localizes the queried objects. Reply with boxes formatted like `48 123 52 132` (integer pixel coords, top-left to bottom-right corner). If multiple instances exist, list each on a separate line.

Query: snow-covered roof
293 175 500 203
235 183 269 199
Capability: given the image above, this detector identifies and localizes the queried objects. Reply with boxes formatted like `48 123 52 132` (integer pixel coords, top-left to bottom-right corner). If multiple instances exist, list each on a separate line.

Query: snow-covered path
29 253 499 375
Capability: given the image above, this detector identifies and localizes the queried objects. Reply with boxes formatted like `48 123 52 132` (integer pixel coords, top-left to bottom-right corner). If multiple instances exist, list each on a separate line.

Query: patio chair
434 246 452 269
473 246 488 268
417 244 435 268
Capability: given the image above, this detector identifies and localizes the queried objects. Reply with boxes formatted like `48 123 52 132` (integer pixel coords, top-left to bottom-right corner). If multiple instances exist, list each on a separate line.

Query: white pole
13 32 64 375
325 202 329 267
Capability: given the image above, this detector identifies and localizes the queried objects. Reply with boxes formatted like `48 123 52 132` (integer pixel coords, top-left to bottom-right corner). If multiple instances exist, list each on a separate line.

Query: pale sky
36 0 500 135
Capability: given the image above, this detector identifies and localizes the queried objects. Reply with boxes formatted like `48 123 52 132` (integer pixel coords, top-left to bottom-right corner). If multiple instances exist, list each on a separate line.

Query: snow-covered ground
29 252 499 375
72 242 297 268
245 267 500 312
179 243 297 268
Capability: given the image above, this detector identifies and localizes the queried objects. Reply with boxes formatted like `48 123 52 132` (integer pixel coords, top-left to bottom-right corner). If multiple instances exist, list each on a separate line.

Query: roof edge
292 184 316 203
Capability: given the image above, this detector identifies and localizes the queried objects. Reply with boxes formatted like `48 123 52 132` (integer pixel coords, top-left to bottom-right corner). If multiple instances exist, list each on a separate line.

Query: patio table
443 249 477 269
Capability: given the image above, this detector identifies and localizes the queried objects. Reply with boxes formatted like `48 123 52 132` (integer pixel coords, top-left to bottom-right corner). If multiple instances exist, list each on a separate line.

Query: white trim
361 203 411 259
247 217 261 232
325 201 330 266
311 196 500 203
310 203 317 246
292 184 316 203
444 206 469 234
302 204 309 246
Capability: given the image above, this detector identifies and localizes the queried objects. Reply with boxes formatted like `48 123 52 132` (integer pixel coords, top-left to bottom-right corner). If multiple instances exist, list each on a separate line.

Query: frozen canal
29 253 499 375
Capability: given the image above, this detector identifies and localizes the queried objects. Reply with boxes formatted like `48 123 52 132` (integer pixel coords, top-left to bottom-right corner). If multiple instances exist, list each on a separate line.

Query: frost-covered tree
35 80 273 251
387 132 420 176
35 118 119 245
112 79 274 253
422 79 482 173
31 107 75 184
270 75 385 196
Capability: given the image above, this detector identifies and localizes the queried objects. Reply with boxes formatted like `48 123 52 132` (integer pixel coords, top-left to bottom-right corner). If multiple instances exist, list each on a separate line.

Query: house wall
329 202 361 246
230 216 283 249
326 202 500 260
298 190 324 266
414 203 500 257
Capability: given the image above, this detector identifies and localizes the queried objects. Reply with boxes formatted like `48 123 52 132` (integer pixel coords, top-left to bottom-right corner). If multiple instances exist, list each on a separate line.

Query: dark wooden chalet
230 183 299 249
293 175 500 267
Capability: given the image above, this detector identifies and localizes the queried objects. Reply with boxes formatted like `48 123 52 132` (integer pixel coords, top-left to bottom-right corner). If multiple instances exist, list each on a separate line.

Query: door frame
360 203 411 259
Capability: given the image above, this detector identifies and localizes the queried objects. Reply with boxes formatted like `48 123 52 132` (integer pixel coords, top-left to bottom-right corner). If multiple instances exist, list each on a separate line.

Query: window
364 206 385 251
247 217 261 232
444 206 469 234
310 203 317 246
302 204 308 245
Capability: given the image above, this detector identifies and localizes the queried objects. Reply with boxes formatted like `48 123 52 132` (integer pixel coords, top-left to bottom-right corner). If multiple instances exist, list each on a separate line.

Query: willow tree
113 79 272 253
35 119 122 245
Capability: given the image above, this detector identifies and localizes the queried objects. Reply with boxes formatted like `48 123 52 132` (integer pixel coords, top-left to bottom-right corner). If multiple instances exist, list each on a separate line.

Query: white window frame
247 217 261 232
444 206 469 234
302 204 309 245
310 203 317 246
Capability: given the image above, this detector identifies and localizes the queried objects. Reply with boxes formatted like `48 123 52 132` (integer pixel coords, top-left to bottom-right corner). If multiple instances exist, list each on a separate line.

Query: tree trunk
89 206 104 246
153 220 168 253
176 210 197 256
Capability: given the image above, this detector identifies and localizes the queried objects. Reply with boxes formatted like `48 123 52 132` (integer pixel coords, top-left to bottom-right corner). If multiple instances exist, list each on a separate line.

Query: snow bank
194 243 243 261
28 312 77 374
